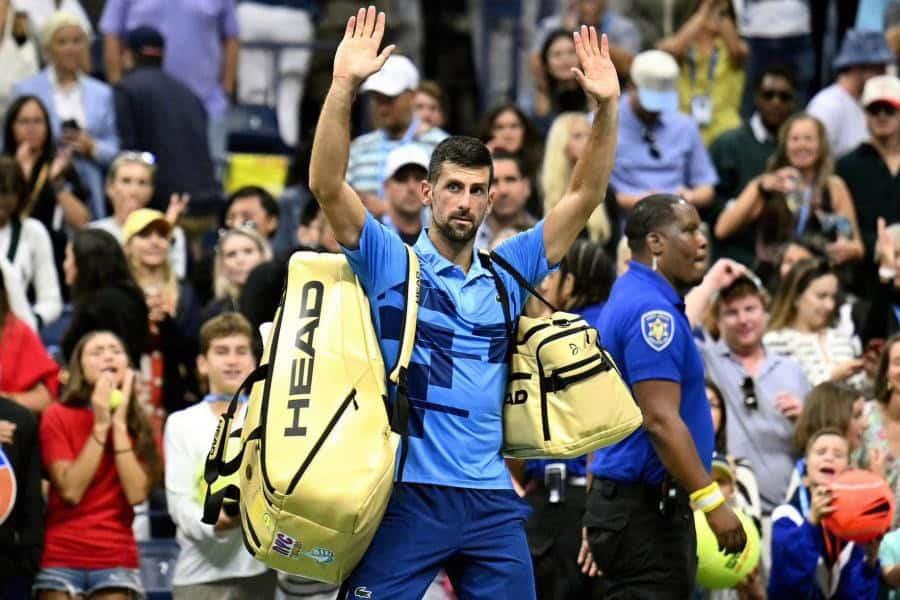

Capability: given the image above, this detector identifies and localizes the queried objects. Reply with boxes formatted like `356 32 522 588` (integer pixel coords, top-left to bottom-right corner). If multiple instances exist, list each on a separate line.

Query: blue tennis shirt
343 213 554 489
589 261 714 484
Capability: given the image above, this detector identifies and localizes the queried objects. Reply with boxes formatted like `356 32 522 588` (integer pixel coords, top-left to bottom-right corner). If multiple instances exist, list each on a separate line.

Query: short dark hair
490 151 525 179
199 312 254 356
428 136 493 187
226 185 280 219
754 64 797 93
624 194 682 252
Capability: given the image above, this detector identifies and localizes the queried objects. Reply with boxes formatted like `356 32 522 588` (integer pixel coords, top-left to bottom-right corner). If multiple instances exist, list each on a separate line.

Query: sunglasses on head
759 89 794 103
741 376 758 410
118 150 157 165
641 129 661 160
865 102 898 117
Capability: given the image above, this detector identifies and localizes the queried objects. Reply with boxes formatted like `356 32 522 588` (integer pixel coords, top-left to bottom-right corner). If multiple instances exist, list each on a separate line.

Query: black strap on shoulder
478 252 513 340
6 217 21 263
486 250 559 313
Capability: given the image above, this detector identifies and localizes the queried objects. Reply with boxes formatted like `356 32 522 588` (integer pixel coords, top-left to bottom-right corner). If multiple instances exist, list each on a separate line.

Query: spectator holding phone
12 11 119 219
715 114 864 274
33 330 161 599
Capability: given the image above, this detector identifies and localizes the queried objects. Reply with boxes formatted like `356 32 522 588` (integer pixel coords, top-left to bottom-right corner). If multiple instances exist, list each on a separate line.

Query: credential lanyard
687 46 720 96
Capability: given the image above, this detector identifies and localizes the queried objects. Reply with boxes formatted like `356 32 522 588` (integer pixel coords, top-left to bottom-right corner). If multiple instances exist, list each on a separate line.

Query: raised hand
571 26 620 104
332 6 395 87
166 193 190 225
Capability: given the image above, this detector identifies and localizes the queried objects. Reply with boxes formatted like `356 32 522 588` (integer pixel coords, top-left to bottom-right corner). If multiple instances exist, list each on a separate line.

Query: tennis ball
109 389 124 411
695 508 760 589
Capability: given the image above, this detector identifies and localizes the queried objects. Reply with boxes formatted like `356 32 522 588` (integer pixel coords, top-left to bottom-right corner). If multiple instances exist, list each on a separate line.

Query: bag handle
201 363 267 525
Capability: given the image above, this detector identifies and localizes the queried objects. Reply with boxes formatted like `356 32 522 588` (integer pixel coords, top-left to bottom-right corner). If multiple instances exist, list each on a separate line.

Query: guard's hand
577 527 601 577
571 27 620 104
332 6 395 87
705 502 747 554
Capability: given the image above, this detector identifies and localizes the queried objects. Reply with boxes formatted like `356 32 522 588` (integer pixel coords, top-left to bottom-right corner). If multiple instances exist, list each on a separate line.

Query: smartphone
61 119 80 135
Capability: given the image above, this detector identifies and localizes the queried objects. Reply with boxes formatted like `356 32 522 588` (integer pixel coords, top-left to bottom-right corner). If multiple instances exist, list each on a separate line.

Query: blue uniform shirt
589 261 714 484
343 212 554 489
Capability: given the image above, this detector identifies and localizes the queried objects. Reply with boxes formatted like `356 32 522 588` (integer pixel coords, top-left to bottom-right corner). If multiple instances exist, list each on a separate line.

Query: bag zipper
259 286 289 495
534 325 591 441
285 390 359 494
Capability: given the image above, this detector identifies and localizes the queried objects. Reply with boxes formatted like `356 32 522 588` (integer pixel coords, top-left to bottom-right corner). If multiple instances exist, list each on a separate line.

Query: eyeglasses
865 102 898 117
741 376 758 410
117 150 156 165
642 129 661 160
759 89 794 103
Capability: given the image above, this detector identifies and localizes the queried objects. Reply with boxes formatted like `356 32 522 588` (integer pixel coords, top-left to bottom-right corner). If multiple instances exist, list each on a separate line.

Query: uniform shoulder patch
641 310 675 352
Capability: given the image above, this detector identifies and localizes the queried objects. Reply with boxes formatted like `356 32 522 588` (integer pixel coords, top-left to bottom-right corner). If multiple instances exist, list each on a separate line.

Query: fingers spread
354 7 366 36
363 5 377 37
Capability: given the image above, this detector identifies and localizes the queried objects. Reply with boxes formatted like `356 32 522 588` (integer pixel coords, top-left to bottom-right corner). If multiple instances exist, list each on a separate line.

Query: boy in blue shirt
308 6 622 598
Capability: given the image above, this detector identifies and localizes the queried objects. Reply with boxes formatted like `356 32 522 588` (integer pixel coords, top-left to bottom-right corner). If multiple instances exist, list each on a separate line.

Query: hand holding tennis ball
111 370 135 425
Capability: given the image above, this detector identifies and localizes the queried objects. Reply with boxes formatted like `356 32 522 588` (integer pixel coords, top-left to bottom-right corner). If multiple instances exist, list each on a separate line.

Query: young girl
34 330 161 599
768 428 880 599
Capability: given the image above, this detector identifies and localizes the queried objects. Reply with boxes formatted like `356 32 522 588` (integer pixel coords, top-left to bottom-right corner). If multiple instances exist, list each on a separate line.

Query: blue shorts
33 566 144 598
340 483 535 600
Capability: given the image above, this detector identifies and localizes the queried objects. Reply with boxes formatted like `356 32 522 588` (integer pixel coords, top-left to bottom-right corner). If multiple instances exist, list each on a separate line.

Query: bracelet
114 447 133 454
690 481 726 513
91 430 106 447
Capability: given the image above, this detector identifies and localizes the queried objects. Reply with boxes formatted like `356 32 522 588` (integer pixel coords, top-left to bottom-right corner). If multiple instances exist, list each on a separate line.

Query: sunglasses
759 89 794 103
642 129 661 160
741 376 758 410
865 102 898 117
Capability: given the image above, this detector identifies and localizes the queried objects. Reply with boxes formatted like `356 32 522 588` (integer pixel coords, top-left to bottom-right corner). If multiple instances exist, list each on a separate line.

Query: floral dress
857 400 900 526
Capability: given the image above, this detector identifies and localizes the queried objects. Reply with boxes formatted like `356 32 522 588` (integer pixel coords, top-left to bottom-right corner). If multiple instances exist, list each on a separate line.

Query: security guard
582 194 747 598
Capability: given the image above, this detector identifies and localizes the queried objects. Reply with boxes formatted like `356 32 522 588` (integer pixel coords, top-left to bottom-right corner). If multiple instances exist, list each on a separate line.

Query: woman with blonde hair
12 11 119 217
540 112 617 250
764 258 864 389
715 113 863 273
202 226 271 322
33 330 160 599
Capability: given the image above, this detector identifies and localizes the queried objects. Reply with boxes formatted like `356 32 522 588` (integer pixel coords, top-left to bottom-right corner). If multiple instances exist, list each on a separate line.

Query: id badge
691 95 713 126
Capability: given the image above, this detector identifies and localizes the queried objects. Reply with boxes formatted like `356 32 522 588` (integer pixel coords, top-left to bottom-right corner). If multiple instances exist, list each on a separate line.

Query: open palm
333 6 395 86
572 26 620 102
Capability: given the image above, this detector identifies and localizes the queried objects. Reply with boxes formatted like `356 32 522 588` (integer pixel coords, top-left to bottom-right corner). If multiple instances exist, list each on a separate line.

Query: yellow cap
122 208 172 244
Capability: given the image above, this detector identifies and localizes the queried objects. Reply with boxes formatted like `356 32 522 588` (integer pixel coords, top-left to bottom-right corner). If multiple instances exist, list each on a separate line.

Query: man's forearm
645 415 712 493
104 34 123 83
309 80 356 201
222 37 239 96
568 99 618 217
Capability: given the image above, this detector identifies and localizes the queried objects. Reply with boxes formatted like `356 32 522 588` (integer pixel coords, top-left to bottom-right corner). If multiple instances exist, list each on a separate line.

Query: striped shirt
762 327 864 390
346 119 448 195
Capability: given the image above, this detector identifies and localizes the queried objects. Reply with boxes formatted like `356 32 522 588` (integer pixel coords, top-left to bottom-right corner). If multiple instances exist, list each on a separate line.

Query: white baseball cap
862 75 900 109
630 50 680 113
384 144 429 181
360 55 420 97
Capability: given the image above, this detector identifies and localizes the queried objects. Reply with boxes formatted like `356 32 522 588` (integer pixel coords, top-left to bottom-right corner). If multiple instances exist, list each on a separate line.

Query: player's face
425 163 492 245
660 203 707 289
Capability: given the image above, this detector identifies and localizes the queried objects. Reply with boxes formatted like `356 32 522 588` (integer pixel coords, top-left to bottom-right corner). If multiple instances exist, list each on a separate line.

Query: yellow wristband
694 490 726 513
690 482 719 503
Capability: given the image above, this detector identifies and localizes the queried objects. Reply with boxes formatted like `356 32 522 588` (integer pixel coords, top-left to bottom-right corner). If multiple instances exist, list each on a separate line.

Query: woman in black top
3 95 90 283
61 229 148 368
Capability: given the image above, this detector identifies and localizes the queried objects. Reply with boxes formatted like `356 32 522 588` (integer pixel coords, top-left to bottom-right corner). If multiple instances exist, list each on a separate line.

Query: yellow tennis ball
109 389 124 411
695 508 760 589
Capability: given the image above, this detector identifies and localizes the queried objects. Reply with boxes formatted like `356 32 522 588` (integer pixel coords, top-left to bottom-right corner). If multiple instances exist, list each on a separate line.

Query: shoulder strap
387 245 420 486
483 250 559 313
6 217 21 263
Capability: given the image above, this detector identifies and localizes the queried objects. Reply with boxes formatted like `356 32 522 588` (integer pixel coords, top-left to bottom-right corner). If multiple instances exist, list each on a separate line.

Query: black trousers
525 484 604 600
584 478 697 600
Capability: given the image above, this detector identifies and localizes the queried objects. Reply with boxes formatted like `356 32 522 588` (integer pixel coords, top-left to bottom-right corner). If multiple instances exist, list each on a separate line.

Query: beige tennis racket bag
202 248 419 584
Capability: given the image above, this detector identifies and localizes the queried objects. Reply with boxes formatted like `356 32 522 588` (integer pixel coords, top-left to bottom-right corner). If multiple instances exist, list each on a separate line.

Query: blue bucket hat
833 29 895 72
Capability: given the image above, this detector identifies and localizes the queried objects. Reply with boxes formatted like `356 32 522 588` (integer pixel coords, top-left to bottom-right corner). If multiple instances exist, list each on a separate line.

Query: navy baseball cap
126 26 165 58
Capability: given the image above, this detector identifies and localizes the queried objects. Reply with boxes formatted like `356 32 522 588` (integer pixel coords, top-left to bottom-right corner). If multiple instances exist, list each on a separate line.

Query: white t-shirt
0 217 62 327
90 217 188 280
807 83 869 158
734 0 810 37
163 401 267 587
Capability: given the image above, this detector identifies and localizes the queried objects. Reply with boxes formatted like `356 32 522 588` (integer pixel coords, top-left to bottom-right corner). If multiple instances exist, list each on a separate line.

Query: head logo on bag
641 310 674 351
284 281 324 438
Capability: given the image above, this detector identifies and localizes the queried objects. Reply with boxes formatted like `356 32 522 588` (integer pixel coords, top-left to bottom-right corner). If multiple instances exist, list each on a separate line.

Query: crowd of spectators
0 0 899 599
